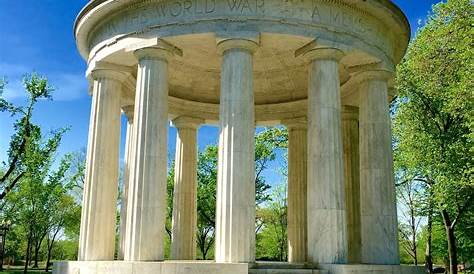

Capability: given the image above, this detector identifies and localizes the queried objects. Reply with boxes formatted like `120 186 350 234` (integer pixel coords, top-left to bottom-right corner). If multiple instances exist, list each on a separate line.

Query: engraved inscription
88 0 391 58
227 0 264 13
311 1 371 35
152 0 216 17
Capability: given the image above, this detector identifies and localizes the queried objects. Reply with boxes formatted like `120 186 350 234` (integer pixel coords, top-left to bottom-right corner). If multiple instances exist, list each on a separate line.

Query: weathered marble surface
357 71 399 264
170 116 202 260
124 48 171 261
285 118 308 263
54 261 248 274
118 107 135 260
341 106 361 263
306 48 347 264
215 39 257 263
319 264 425 274
74 0 409 124
78 70 122 261
73 0 411 271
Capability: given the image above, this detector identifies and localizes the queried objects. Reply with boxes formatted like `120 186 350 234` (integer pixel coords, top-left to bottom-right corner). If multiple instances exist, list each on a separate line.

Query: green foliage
0 74 82 270
256 184 287 261
0 74 62 201
165 127 287 259
394 0 474 268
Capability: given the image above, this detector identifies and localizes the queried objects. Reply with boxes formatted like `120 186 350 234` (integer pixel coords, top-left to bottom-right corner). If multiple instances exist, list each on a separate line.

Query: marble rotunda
55 0 424 273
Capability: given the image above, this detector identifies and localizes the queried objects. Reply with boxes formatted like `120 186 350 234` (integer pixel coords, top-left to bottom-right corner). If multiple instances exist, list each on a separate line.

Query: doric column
215 38 258 263
304 47 348 264
124 44 176 261
357 70 400 264
78 69 123 261
170 116 203 260
342 106 361 263
118 105 134 260
283 117 308 263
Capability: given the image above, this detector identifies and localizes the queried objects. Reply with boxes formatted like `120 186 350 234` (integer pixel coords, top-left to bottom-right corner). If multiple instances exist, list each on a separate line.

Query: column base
53 261 248 274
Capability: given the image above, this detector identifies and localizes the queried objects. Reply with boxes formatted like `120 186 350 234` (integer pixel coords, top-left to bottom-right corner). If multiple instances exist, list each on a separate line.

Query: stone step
252 262 312 269
249 269 328 274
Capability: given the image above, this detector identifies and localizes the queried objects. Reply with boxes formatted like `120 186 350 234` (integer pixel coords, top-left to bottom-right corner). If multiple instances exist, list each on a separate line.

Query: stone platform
318 264 425 274
54 261 425 274
53 261 248 274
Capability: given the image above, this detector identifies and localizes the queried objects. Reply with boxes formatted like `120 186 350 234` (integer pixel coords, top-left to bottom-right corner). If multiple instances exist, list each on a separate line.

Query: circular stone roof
74 0 410 123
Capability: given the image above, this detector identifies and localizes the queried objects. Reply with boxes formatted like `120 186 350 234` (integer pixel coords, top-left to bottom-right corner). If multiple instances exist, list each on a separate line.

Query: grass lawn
1 265 50 273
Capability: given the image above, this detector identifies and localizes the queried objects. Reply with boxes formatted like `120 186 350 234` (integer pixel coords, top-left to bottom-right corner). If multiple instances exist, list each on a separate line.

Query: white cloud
50 73 88 101
0 62 88 102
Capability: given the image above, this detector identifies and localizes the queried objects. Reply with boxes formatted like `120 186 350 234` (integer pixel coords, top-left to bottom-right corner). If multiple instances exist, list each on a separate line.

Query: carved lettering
256 0 264 13
206 0 216 13
240 0 252 13
330 8 340 25
183 0 192 15
90 0 386 50
311 3 321 22
227 0 239 11
170 2 182 16
227 0 263 13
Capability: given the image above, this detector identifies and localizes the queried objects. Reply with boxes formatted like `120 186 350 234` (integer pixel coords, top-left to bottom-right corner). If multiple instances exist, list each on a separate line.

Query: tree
256 184 287 261
45 194 80 272
396 178 425 265
165 128 286 259
0 74 60 201
394 0 474 272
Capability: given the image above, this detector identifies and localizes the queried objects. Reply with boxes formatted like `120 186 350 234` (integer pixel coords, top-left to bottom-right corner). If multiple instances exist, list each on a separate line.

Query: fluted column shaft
342 106 361 263
358 71 400 264
285 118 308 263
118 106 134 260
125 47 172 261
79 70 122 261
215 39 258 263
171 117 202 260
305 48 347 264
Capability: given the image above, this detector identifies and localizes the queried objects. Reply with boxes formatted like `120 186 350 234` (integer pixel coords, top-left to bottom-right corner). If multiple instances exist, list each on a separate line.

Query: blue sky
0 0 441 186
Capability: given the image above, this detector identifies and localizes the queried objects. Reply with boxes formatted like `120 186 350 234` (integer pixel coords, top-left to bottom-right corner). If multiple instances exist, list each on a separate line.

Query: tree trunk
46 228 60 272
410 206 418 265
425 197 433 274
33 241 40 268
0 230 6 271
45 239 54 272
23 233 32 274
441 210 458 274
446 225 458 274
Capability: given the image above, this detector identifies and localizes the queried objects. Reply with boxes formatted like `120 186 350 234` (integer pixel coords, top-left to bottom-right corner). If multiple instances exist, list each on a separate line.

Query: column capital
342 106 359 121
352 69 394 84
129 38 183 62
217 38 259 54
296 42 344 62
282 117 307 130
89 69 130 83
304 47 344 62
122 105 134 121
172 116 204 129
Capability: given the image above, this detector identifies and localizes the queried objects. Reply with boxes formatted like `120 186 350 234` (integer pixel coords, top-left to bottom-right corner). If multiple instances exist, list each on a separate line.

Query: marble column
170 116 202 260
342 106 361 263
78 69 122 261
124 46 174 261
284 117 308 263
215 38 258 263
357 70 400 264
304 47 348 264
118 105 134 260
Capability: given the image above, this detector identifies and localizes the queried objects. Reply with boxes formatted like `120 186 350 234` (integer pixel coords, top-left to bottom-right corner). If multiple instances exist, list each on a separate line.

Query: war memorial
54 0 424 273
